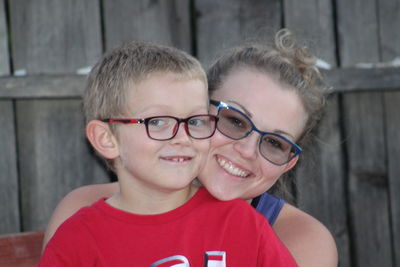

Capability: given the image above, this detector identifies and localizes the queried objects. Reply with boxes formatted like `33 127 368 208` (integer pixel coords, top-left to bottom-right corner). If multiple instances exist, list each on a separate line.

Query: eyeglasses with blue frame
210 99 302 166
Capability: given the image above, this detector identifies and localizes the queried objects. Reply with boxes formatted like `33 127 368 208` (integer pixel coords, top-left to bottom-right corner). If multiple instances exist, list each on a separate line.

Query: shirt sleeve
38 217 98 266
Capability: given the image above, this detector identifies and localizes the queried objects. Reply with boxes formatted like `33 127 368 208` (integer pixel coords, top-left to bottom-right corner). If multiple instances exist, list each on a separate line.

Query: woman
43 29 338 266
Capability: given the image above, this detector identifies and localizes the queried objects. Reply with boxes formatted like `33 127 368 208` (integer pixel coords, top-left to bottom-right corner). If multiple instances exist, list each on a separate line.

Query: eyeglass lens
216 107 296 165
146 115 216 140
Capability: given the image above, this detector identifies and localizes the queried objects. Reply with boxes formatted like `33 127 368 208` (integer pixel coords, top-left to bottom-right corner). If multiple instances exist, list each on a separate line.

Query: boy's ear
86 120 119 159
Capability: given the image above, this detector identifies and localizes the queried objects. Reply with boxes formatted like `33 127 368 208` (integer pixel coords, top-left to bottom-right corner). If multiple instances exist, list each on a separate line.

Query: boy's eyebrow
133 104 209 115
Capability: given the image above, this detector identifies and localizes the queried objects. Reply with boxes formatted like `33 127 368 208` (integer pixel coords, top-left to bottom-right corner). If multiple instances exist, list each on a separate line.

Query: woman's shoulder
42 182 118 249
273 203 338 267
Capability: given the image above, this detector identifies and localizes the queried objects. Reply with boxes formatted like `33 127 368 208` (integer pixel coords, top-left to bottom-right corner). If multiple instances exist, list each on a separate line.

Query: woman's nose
233 132 259 159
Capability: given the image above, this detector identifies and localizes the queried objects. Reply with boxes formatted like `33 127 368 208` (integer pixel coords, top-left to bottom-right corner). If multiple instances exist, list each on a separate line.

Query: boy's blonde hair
84 41 207 124
84 41 207 171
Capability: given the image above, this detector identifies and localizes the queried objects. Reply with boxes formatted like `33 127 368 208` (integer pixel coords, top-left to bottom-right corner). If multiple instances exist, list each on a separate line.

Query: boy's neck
105 182 199 215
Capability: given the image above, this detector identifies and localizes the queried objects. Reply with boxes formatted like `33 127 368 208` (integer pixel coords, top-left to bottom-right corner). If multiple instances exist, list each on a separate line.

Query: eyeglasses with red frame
102 114 218 141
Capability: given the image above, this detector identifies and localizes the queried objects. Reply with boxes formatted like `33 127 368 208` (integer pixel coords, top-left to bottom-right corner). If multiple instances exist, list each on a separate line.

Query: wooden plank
337 0 394 266
0 0 10 75
380 1 400 265
16 99 110 230
378 0 400 61
0 231 44 267
347 93 393 266
1 68 399 99
343 93 393 266
0 75 86 99
385 91 400 266
103 0 191 53
195 0 281 66
9 0 102 74
8 0 110 232
336 0 380 66
322 67 400 93
283 0 336 64
0 100 20 234
284 1 350 266
295 95 350 267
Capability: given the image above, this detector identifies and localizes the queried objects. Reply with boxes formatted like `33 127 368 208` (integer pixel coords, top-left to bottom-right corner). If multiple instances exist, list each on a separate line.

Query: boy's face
114 72 210 194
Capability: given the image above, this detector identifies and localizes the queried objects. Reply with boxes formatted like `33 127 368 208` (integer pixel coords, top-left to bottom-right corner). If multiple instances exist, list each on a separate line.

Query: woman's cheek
210 130 231 148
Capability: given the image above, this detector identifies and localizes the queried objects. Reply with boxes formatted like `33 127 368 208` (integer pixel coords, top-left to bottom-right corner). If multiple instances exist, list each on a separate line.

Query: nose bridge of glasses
172 118 191 138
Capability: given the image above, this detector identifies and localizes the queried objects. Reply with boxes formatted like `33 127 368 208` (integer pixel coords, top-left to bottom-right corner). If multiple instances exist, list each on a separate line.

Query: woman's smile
216 155 251 178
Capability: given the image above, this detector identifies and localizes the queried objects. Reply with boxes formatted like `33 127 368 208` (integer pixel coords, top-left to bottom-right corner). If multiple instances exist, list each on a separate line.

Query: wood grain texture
8 0 109 231
0 75 86 98
103 0 191 53
0 231 43 267
1 68 400 99
378 0 400 61
343 92 392 266
385 91 400 266
336 0 380 66
323 67 400 93
0 101 20 234
284 1 349 266
0 0 10 75
380 1 400 264
16 99 110 230
9 0 102 74
195 0 281 66
337 0 394 265
284 0 336 64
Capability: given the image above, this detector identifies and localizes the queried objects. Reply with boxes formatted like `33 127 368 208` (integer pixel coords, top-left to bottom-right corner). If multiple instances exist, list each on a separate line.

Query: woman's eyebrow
274 130 296 140
227 100 296 140
226 100 253 118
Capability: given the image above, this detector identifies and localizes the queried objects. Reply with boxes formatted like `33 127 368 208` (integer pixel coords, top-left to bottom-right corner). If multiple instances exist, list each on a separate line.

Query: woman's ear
284 155 299 173
86 120 119 159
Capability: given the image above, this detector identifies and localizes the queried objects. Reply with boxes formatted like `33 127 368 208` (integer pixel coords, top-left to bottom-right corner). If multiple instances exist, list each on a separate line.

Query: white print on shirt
205 251 226 267
150 251 226 267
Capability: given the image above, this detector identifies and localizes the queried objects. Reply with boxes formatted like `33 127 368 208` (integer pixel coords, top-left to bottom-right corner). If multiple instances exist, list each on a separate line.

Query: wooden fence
1 1 399 266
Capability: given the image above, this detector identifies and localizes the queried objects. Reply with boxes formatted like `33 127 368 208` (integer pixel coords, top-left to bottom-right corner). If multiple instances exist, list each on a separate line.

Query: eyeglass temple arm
101 118 144 124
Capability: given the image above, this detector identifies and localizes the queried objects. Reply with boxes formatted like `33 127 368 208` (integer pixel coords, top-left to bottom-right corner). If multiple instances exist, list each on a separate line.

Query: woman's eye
227 116 245 128
264 136 284 150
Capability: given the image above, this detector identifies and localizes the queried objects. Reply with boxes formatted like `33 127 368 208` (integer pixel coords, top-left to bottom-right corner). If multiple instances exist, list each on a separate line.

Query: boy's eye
148 118 166 127
188 118 204 127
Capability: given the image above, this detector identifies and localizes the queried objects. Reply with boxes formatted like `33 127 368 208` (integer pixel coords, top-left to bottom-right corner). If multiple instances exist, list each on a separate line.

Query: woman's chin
206 184 241 201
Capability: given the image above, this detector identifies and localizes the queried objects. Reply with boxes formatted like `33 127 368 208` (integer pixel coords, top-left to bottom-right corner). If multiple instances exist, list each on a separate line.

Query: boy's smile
160 155 194 163
109 72 210 214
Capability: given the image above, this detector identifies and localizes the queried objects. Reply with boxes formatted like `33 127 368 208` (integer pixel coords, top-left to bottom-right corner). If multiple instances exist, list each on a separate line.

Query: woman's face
199 68 308 201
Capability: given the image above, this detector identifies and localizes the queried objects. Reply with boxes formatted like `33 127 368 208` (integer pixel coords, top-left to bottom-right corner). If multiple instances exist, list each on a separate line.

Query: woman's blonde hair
207 29 328 200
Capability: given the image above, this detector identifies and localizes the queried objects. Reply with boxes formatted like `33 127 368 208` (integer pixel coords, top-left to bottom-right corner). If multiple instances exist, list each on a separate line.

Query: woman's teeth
217 158 249 178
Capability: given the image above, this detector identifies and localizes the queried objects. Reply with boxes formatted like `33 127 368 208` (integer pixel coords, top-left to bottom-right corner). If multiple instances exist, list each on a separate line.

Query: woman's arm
273 203 338 267
42 182 119 250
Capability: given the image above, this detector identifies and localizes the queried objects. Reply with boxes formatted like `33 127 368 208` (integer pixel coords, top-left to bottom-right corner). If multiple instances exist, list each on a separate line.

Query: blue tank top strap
255 192 285 225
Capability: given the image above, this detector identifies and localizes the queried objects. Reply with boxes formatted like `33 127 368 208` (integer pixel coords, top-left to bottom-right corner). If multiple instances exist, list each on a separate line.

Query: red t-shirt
40 187 297 266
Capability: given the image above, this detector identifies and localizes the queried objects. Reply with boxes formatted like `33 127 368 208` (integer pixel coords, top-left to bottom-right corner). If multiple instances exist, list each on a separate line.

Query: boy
39 41 297 266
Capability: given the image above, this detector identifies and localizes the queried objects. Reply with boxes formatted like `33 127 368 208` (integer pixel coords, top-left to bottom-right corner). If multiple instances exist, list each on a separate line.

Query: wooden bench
0 231 44 267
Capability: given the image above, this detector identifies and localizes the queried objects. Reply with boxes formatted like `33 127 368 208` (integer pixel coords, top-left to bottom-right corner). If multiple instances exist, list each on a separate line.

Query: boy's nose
171 122 191 143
